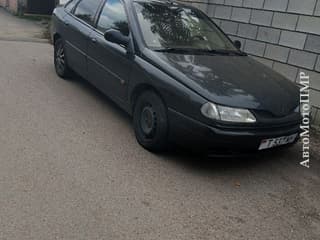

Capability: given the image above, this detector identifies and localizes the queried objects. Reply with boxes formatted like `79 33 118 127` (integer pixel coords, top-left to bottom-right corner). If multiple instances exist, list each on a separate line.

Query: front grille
214 118 301 132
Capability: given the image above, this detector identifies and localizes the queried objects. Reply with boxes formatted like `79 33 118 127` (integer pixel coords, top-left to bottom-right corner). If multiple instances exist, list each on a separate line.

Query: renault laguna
51 0 301 153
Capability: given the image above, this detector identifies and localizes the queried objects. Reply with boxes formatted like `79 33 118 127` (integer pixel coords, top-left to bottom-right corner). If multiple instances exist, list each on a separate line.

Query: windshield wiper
154 48 203 53
206 49 247 56
154 48 247 56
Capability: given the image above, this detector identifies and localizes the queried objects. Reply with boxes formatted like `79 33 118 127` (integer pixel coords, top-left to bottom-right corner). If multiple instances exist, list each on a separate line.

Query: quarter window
74 0 101 25
97 0 129 36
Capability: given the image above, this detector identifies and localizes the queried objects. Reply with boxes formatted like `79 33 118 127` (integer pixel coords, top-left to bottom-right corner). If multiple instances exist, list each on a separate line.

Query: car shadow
67 74 301 174
163 145 296 173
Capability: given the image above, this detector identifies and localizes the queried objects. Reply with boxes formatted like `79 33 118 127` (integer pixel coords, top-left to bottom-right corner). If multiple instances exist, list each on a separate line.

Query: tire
54 38 72 79
133 91 168 152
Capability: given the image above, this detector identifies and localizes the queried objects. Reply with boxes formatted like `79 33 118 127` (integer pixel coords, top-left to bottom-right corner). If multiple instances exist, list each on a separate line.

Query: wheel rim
140 105 157 137
55 44 65 73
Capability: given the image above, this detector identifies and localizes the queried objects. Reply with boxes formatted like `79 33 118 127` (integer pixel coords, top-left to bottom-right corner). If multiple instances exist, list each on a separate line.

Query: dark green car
51 0 301 154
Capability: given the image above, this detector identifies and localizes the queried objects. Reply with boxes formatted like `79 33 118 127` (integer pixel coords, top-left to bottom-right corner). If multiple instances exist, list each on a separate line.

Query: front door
87 0 132 103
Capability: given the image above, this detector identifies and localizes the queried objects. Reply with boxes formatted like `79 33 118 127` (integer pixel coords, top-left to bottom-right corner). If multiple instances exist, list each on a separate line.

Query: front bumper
168 109 300 154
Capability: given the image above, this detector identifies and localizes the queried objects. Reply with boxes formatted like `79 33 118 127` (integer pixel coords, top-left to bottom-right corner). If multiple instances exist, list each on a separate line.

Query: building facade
0 0 19 13
0 0 56 15
181 0 320 125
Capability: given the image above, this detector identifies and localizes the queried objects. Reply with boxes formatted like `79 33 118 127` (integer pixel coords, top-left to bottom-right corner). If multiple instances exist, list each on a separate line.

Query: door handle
64 21 69 26
91 38 97 43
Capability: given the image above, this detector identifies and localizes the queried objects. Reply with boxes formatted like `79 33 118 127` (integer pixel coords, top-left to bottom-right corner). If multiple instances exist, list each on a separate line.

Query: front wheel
133 91 168 152
54 38 72 79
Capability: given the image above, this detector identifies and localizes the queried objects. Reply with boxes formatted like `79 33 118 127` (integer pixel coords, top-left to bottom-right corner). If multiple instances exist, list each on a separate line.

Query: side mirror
234 40 241 50
104 29 129 47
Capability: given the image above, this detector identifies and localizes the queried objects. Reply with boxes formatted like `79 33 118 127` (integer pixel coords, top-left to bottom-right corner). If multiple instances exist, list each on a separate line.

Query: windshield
134 1 238 51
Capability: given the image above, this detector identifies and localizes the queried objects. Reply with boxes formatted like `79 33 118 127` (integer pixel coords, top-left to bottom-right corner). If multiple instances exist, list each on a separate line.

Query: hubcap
55 45 65 72
140 106 156 137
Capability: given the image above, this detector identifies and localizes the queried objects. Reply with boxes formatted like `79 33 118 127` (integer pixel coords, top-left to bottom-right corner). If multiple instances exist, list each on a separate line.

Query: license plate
258 133 298 150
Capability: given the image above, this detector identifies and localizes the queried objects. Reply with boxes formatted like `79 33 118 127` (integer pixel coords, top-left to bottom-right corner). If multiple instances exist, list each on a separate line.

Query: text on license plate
258 133 298 150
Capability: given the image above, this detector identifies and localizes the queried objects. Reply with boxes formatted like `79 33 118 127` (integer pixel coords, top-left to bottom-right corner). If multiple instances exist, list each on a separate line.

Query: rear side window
65 0 77 12
65 0 76 12
74 0 101 25
97 0 129 36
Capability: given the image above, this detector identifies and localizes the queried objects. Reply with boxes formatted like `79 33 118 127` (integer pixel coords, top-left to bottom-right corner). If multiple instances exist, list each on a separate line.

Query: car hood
144 50 299 117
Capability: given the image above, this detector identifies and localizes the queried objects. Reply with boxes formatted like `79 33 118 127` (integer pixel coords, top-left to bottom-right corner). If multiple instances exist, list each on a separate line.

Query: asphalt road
0 8 49 43
0 31 320 240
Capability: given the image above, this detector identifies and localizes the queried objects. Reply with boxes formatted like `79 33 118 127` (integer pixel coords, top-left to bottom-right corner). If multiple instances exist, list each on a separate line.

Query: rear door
63 0 103 78
87 0 132 102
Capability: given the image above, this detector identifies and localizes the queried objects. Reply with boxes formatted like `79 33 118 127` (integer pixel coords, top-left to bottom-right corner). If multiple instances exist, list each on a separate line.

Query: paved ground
0 9 320 240
0 8 48 43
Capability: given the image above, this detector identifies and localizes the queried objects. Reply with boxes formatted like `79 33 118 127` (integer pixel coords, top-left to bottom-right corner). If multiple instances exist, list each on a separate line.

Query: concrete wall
181 0 320 125
0 0 18 13
2 0 61 15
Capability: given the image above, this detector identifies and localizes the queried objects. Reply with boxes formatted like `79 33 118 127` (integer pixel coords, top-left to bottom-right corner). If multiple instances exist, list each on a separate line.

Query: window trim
94 0 106 29
64 0 79 13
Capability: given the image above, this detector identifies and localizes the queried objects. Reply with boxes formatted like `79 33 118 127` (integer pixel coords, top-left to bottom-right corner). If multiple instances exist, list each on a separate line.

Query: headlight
201 102 220 120
201 102 256 123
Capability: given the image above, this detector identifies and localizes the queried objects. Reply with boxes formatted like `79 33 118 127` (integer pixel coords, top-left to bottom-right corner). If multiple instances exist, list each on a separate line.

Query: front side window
97 0 129 36
74 0 101 25
134 1 237 51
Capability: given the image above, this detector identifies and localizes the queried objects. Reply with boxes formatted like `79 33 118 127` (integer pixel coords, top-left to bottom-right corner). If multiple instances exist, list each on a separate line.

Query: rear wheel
54 38 71 79
133 91 168 152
